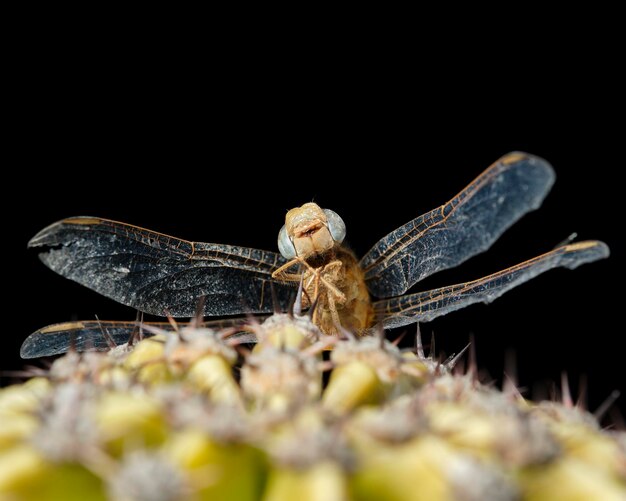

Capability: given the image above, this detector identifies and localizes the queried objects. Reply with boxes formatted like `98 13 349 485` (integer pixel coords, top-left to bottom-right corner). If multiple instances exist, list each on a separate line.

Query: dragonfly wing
29 217 293 317
20 318 253 358
21 320 165 358
361 152 556 297
374 240 609 330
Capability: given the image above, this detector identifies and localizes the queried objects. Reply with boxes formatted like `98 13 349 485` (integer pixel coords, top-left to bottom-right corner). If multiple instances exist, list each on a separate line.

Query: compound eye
323 209 346 244
277 224 297 259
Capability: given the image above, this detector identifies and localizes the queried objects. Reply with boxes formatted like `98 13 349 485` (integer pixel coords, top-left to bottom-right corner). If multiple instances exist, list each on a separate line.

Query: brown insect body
304 246 374 335
273 203 374 335
312 245 374 334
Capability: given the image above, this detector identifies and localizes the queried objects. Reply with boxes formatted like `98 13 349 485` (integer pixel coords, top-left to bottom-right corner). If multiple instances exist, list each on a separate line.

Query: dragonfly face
278 202 346 261
22 152 610 358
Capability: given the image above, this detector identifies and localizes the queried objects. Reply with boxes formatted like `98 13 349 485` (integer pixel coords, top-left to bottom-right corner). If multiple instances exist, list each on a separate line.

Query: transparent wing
374 240 609 329
29 217 293 317
361 152 556 298
21 320 173 358
20 318 251 359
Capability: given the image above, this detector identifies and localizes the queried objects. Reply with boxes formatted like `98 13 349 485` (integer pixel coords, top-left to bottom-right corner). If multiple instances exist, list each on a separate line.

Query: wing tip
19 341 37 359
20 322 77 358
596 240 611 259
20 332 45 359
28 216 101 248
565 239 610 262
499 151 556 208
502 151 556 180
27 222 57 248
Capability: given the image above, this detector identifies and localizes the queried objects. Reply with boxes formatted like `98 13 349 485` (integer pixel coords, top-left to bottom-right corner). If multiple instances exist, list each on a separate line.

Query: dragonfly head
277 202 346 260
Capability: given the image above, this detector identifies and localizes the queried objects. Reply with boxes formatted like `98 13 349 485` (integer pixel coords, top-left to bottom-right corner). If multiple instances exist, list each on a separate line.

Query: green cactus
1 313 625 500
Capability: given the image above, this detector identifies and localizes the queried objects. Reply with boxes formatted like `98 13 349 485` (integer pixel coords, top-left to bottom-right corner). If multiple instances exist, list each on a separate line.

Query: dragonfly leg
318 260 346 303
271 258 304 282
326 290 342 329
273 257 345 302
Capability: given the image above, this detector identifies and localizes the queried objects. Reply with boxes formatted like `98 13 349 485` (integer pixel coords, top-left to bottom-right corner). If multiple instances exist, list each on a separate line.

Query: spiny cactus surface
1 313 624 501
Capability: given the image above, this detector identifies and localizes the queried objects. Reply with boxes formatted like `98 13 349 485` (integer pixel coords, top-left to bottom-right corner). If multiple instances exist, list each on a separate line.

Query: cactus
1 313 625 500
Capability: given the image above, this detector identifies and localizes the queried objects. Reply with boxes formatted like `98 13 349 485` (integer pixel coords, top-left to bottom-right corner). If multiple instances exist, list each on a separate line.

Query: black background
4 55 624 423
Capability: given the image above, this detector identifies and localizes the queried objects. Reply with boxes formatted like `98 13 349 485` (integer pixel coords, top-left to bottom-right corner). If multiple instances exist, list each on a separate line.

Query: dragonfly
22 152 609 358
